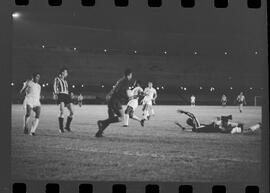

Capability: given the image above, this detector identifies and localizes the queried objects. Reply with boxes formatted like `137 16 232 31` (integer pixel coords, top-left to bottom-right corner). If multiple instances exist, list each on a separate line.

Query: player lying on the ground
141 81 157 122
123 80 145 127
175 110 244 134
20 72 41 136
95 68 133 137
53 67 74 133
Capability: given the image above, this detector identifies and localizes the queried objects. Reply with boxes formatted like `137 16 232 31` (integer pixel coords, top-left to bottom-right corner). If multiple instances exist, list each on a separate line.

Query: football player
20 72 41 136
141 81 157 123
123 80 145 127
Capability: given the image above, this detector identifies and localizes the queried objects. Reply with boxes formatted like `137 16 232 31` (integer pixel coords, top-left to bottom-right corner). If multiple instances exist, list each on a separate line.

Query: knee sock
23 115 30 128
151 108 155 115
58 117 64 130
131 114 141 122
65 116 73 129
124 114 129 126
143 111 149 120
30 119 39 133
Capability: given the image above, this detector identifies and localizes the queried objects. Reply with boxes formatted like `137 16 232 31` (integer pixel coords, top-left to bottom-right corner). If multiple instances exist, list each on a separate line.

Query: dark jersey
110 77 131 100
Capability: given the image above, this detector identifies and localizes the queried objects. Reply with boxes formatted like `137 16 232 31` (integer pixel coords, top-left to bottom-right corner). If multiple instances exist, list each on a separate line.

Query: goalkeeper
175 110 244 134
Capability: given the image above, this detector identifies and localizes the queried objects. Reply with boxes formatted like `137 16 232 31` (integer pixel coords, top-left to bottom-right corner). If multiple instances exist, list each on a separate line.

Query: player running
190 95 196 107
221 94 227 107
95 69 133 137
78 93 83 107
141 81 157 122
20 73 41 136
123 80 145 127
53 68 74 133
236 92 247 113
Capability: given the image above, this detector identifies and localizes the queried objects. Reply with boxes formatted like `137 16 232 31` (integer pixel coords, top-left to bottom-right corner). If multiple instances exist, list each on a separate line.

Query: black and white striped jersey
53 76 69 94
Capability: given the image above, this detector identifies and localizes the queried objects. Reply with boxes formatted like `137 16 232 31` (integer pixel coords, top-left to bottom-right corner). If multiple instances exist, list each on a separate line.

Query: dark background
11 0 266 105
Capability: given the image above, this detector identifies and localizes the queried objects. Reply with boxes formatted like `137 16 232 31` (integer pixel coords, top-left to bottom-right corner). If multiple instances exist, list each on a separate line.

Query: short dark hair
124 68 132 77
59 67 68 75
32 72 40 78
136 80 142 86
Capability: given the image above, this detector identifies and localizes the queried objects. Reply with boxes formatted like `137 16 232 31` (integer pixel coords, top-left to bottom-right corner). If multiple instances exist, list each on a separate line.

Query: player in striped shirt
53 68 74 133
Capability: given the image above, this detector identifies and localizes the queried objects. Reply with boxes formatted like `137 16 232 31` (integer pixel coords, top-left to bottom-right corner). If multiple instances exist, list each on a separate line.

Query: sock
58 117 64 131
143 111 149 120
131 114 141 122
65 116 73 129
30 119 39 133
124 114 129 125
23 116 30 129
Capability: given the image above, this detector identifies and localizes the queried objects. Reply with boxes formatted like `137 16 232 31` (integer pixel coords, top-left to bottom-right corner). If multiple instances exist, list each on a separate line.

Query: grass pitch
12 105 261 182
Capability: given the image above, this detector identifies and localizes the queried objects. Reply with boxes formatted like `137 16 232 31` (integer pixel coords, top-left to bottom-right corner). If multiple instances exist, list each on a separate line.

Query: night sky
11 1 267 87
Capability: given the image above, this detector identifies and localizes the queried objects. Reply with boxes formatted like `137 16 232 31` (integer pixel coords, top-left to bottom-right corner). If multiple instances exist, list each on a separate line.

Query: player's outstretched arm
19 81 28 95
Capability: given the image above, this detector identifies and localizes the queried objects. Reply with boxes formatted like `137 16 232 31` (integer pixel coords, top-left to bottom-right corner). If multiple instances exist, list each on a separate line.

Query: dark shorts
57 93 72 106
26 105 41 118
125 105 134 118
108 97 123 118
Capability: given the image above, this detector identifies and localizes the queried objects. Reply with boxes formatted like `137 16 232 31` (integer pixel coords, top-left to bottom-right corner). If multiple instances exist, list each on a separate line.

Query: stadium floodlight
101 85 104 88
255 51 258 55
46 83 49 86
164 51 167 54
42 84 45 87
224 51 228 55
184 87 187 91
72 85 75 88
134 50 137 54
11 82 14 86
73 47 77 51
81 84 84 88
194 51 198 55
42 45 45 48
12 12 20 19
104 49 107 52
230 87 233 90
250 87 253 90
161 86 164 89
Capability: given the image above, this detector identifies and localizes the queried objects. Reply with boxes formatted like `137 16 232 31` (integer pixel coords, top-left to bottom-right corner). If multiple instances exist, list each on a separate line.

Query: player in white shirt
78 93 83 107
20 73 41 136
221 94 227 107
236 92 247 113
123 81 145 127
190 95 196 107
141 81 157 122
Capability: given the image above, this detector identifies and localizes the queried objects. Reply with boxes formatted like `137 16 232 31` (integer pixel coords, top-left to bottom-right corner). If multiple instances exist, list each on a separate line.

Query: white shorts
142 98 152 106
23 97 41 109
127 99 138 110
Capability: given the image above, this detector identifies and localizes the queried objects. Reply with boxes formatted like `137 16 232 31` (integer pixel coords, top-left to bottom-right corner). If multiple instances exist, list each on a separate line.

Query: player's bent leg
58 102 65 133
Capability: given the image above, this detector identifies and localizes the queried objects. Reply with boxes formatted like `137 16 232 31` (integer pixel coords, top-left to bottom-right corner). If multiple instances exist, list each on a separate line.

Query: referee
96 69 133 137
53 68 74 133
